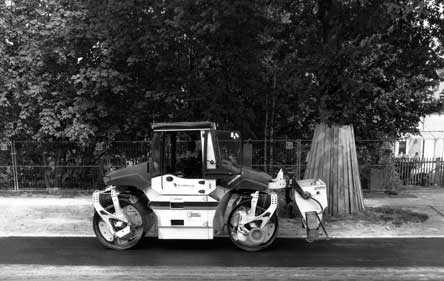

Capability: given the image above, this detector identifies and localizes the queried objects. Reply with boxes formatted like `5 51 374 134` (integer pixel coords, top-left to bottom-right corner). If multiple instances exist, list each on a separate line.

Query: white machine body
146 175 217 240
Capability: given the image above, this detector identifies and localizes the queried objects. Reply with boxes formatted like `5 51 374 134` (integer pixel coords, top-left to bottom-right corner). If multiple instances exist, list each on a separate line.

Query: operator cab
149 121 242 180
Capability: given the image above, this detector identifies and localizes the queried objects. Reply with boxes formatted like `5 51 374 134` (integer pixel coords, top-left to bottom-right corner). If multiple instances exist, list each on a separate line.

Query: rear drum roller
93 200 150 250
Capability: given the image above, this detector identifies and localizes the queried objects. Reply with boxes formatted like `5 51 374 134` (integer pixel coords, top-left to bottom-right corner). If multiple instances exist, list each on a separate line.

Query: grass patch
365 207 429 226
328 207 429 227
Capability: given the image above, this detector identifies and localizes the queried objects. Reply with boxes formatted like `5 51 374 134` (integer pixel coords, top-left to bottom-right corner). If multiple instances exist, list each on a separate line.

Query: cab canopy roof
152 121 216 131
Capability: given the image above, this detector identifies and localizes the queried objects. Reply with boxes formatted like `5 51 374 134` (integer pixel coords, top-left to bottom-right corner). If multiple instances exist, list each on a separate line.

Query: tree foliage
1 0 443 143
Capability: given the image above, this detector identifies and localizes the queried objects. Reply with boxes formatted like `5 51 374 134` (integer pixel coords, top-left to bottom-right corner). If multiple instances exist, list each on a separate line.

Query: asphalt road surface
1 237 444 280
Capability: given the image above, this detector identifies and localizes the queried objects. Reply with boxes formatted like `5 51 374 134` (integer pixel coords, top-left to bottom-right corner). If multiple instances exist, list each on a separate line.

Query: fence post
10 141 19 191
296 139 301 180
437 157 443 188
242 141 253 168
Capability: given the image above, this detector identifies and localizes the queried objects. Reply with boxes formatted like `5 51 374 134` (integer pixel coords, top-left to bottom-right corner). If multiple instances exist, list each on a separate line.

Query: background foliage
1 0 443 143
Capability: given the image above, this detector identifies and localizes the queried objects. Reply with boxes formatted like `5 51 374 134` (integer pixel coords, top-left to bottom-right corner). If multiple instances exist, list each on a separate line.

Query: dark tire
228 200 279 252
93 200 150 250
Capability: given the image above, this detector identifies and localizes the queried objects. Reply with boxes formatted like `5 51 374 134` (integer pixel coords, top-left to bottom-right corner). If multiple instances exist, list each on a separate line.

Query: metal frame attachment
239 191 278 229
92 186 131 240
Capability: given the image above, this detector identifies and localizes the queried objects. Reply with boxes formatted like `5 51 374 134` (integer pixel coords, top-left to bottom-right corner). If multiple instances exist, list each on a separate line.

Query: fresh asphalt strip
1 237 444 267
2 233 444 238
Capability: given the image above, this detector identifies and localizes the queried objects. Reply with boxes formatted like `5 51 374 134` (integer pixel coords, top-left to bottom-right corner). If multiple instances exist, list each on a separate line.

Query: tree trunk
304 123 365 216
269 74 277 175
263 91 269 173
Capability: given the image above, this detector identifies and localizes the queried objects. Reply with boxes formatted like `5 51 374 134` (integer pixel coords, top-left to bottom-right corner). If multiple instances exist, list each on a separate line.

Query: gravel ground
0 188 443 238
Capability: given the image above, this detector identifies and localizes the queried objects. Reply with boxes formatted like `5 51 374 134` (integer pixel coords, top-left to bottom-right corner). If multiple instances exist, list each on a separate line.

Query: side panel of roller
293 179 327 227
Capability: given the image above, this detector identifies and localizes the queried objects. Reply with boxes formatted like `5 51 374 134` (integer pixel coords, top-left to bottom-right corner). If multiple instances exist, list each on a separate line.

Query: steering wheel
221 159 233 169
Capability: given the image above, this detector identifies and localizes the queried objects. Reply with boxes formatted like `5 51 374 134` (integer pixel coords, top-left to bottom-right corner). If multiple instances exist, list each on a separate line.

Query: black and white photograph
1 0 444 280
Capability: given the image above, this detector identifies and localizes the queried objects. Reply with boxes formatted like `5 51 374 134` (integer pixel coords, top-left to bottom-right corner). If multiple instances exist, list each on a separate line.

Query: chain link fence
0 139 442 190
0 141 150 190
249 139 444 189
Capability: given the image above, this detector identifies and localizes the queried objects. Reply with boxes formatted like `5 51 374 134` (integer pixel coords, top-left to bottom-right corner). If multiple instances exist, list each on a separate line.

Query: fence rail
0 140 443 190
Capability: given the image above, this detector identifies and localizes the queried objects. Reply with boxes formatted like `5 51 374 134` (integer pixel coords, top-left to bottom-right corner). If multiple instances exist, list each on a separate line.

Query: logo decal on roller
187 212 201 218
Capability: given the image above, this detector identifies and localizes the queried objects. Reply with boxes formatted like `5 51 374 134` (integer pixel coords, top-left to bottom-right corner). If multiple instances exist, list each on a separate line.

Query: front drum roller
93 199 151 250
228 199 279 252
